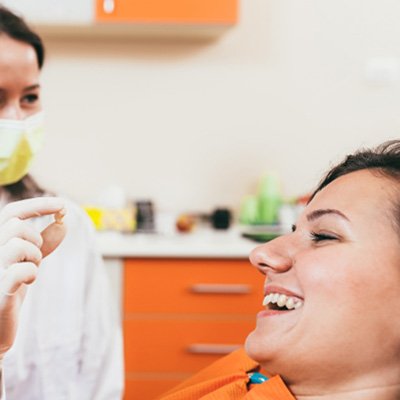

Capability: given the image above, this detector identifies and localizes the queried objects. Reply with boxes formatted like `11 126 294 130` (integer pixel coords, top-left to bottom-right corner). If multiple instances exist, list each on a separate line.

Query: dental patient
159 139 400 400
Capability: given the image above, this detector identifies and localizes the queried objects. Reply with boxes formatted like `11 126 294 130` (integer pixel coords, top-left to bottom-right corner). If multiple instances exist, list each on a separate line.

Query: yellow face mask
0 112 44 185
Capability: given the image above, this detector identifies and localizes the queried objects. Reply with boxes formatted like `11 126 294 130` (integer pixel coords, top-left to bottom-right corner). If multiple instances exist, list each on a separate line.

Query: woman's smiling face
245 169 400 390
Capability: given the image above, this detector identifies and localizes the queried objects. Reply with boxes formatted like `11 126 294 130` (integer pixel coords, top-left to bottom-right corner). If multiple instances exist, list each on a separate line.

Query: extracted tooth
286 297 295 310
277 294 287 307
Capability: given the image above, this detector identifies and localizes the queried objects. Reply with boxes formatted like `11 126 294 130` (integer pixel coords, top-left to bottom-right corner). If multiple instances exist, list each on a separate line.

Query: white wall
30 0 400 213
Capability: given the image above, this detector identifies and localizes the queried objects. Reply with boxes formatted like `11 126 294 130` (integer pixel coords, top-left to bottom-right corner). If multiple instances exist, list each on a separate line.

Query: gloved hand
0 197 67 361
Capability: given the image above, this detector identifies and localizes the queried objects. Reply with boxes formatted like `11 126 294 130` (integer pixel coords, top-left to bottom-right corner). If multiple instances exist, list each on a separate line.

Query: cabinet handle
103 0 115 14
190 283 251 295
187 343 241 355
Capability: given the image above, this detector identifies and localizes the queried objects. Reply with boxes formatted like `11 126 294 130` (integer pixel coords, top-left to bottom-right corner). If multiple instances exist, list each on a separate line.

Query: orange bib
158 348 296 400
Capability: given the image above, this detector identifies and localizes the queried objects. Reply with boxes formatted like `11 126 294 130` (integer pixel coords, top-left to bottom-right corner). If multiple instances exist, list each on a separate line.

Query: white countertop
95 227 258 259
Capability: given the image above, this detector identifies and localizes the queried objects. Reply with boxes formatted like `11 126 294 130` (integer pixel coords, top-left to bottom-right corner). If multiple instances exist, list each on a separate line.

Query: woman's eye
310 232 338 242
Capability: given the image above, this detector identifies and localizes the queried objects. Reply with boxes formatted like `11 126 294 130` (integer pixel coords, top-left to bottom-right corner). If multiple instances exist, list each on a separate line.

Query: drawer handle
103 0 115 14
190 283 251 295
187 343 241 355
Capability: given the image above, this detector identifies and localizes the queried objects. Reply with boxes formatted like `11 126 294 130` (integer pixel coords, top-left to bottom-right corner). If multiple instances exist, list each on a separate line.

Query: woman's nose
249 236 293 275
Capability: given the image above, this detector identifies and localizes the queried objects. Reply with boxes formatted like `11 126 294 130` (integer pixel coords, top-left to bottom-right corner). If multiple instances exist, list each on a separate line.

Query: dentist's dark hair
0 5 46 199
311 140 400 229
0 5 44 68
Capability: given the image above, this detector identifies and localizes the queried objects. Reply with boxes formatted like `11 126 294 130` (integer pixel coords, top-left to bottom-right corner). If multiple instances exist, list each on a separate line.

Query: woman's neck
293 382 400 400
276 356 400 400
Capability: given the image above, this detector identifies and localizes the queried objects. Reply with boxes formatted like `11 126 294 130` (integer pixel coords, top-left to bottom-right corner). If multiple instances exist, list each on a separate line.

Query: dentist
0 197 66 399
0 6 123 399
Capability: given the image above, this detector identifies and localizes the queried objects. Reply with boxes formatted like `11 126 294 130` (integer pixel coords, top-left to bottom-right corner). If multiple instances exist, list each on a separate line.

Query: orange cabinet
122 258 264 400
2 0 237 38
96 0 238 25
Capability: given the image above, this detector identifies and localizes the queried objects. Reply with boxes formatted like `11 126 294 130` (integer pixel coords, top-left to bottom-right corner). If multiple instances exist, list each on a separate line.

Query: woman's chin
244 329 293 376
244 329 274 364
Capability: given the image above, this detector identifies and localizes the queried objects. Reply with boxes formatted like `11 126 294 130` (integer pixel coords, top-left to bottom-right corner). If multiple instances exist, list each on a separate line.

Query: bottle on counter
239 195 259 225
257 172 282 225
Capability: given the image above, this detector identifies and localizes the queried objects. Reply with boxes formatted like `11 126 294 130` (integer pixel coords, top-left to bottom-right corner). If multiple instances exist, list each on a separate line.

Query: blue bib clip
248 372 269 384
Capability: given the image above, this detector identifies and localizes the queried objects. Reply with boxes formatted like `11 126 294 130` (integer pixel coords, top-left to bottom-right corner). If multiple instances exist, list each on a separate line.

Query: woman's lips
257 309 292 317
260 285 304 315
264 285 303 299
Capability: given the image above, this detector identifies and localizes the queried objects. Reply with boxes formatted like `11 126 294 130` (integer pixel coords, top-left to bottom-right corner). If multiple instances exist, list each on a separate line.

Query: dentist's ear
40 210 66 258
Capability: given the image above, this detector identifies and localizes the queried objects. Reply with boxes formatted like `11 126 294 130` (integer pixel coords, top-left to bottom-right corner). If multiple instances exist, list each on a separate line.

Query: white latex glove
0 197 67 360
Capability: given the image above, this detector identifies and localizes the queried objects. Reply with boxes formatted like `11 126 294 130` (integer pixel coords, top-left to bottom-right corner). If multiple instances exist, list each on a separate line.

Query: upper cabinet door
1 0 93 24
95 0 238 25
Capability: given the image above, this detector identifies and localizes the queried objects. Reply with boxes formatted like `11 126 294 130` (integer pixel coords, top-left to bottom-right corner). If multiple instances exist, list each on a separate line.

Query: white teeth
262 292 303 310
262 294 272 306
294 301 303 309
277 294 287 307
286 297 295 310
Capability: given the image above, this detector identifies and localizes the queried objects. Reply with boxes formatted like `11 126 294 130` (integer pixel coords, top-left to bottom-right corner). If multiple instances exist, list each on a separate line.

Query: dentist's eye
22 94 39 104
310 232 338 242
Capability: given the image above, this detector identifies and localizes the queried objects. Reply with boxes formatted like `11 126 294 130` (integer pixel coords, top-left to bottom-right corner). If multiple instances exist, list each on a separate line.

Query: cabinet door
1 0 93 24
96 0 237 25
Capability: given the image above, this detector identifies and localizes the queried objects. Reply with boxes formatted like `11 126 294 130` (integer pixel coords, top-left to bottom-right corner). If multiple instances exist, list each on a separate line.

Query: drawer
123 318 256 373
124 258 264 314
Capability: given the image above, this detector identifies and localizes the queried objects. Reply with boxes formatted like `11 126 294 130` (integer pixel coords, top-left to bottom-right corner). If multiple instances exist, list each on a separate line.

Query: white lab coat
2 198 124 399
0 371 4 399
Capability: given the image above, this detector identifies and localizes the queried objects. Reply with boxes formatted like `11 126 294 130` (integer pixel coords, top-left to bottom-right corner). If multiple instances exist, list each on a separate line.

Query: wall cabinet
96 0 237 25
2 0 237 37
123 258 263 400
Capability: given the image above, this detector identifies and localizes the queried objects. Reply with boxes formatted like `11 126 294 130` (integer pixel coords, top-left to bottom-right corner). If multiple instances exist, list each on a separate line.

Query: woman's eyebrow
306 209 350 222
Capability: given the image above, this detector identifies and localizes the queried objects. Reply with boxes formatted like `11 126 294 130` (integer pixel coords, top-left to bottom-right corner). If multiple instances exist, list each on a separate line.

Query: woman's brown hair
311 140 400 231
